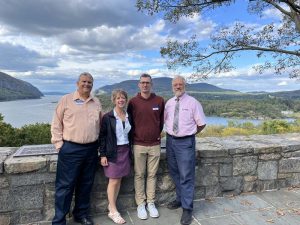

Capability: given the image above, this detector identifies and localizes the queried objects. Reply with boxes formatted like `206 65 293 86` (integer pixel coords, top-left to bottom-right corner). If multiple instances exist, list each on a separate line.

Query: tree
136 0 300 78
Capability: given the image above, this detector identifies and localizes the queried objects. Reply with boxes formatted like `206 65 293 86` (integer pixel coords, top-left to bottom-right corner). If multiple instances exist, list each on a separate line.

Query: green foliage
198 119 300 137
261 120 291 134
15 123 51 146
0 113 51 147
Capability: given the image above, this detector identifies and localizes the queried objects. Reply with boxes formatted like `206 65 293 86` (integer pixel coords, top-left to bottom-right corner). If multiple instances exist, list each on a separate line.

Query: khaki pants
133 144 161 205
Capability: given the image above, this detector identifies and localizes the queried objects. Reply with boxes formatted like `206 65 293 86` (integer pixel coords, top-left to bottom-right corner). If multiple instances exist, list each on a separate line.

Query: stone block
259 153 281 161
0 189 12 212
11 185 44 210
157 174 175 191
279 157 300 173
119 176 134 194
244 175 257 182
253 145 282 154
44 184 55 221
156 191 176 206
219 164 232 177
200 157 232 164
157 160 168 174
196 164 218 186
0 176 9 188
0 214 10 225
233 156 257 176
257 180 278 192
205 185 221 197
286 173 300 186
11 210 43 225
9 172 55 187
0 147 16 155
257 161 278 180
229 147 254 155
243 181 256 192
220 176 243 192
282 144 300 152
4 156 47 174
47 155 58 173
278 179 288 188
277 173 292 179
194 187 206 199
281 151 300 158
0 157 5 174
200 149 228 158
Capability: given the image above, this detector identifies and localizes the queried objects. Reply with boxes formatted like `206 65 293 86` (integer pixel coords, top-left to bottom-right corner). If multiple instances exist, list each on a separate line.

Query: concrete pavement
69 188 300 225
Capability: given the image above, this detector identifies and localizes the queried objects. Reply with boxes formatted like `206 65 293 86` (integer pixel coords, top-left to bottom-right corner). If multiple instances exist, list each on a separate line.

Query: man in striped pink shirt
164 75 206 225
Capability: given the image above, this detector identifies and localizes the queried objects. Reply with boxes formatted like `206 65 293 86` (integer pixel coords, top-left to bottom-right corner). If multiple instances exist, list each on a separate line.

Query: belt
167 133 195 139
64 140 98 146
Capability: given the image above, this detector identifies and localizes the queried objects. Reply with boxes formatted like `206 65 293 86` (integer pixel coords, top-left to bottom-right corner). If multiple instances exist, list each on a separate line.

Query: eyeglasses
139 82 151 85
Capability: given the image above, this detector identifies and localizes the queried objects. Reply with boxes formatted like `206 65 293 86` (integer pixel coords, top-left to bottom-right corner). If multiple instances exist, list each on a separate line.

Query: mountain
269 89 300 99
0 72 43 101
95 77 238 96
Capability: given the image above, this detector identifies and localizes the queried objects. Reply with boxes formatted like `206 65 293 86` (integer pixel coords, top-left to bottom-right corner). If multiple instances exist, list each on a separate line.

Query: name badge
153 107 159 110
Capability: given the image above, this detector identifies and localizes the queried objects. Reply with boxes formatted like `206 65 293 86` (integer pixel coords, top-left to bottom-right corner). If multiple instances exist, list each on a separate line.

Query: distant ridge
0 72 43 101
96 77 238 96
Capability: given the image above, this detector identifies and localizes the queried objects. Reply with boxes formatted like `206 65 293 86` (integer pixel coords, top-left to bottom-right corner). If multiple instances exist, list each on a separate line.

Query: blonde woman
99 89 132 224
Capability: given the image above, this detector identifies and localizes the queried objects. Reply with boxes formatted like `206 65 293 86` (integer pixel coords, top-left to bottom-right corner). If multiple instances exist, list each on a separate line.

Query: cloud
277 81 288 86
167 14 216 41
262 4 288 20
0 0 151 36
0 42 58 71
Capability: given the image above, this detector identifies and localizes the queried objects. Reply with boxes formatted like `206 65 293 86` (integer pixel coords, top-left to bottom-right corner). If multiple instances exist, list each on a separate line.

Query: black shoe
180 209 193 225
74 217 94 225
167 200 181 210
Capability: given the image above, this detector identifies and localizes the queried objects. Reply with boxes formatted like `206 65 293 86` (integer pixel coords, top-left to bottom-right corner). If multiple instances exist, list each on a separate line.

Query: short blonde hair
111 89 128 103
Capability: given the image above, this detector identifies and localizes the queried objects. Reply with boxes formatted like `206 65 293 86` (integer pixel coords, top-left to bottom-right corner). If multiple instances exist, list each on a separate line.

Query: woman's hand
100 157 108 166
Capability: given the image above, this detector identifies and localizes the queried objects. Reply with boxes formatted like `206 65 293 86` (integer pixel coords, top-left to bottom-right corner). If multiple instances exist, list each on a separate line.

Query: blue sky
0 0 299 93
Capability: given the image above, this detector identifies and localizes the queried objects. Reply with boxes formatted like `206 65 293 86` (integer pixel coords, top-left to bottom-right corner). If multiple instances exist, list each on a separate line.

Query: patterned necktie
173 97 180 134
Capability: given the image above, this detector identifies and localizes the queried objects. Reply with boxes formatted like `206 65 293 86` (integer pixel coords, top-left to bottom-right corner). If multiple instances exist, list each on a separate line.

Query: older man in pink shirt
164 75 206 225
51 72 102 225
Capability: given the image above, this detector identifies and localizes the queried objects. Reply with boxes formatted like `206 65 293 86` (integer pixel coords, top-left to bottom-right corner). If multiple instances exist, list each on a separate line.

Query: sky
0 0 299 93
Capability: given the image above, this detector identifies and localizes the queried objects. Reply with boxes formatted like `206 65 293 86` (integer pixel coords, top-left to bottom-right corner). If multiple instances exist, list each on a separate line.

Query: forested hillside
0 72 43 101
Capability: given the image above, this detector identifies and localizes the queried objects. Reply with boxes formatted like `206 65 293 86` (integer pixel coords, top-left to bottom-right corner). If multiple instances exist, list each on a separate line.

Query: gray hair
78 72 93 82
172 75 186 85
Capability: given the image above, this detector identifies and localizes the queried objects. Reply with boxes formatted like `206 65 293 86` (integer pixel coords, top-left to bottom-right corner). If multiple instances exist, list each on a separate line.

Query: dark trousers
52 141 98 225
166 134 195 211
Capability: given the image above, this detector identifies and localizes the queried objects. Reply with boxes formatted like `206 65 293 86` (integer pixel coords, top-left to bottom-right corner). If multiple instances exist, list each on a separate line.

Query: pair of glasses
140 82 151 85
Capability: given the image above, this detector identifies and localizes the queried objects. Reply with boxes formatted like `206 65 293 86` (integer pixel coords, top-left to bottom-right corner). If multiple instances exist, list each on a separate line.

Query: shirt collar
175 92 187 101
113 108 128 118
72 91 94 102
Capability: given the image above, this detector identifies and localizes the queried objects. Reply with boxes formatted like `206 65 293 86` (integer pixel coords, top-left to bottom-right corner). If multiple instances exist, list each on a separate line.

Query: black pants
52 141 98 225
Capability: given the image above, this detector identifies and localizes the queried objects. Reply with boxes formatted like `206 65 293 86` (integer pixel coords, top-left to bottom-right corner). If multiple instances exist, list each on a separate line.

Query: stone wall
0 133 300 224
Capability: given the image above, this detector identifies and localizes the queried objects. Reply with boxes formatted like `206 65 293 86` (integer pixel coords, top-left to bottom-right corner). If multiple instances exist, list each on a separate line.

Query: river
0 95 288 128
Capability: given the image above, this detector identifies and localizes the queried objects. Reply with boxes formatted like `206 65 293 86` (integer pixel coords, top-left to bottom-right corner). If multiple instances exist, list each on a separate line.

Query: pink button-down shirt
164 93 206 137
51 91 102 149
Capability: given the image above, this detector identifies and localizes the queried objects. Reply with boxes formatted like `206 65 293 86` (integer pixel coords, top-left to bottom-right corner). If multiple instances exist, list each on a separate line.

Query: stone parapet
0 133 300 224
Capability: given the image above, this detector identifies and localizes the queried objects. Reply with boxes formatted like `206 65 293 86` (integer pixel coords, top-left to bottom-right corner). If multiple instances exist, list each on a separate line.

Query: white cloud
278 81 288 86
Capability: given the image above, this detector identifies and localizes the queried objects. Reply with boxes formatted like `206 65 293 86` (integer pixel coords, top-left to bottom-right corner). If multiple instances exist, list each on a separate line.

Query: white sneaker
147 202 159 218
137 203 148 220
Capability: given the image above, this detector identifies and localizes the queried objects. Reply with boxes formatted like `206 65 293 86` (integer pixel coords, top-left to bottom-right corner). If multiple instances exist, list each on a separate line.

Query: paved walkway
69 188 300 225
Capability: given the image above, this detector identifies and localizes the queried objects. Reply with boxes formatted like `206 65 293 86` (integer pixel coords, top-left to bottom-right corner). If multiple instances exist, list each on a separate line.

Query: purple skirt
103 144 131 179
